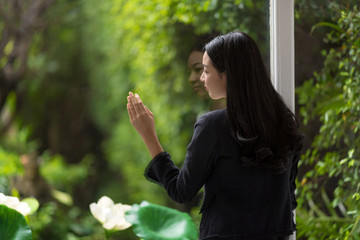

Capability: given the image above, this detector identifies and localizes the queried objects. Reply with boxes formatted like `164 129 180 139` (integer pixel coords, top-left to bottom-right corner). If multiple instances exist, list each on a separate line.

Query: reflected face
200 51 226 100
187 51 208 98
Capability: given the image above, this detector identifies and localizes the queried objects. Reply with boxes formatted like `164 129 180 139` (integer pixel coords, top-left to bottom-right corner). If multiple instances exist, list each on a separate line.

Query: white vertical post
270 0 295 113
270 0 296 239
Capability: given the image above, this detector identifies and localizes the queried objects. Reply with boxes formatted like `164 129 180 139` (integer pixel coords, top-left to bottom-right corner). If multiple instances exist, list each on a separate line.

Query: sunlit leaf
0 205 32 240
125 201 198 240
21 198 39 215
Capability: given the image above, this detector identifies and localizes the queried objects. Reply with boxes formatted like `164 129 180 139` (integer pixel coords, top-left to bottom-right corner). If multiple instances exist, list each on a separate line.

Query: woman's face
187 51 208 98
200 51 226 100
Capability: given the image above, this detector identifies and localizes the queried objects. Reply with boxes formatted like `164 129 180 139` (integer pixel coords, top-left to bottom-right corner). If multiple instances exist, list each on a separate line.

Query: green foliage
0 205 32 240
0 147 23 177
296 5 360 239
40 152 93 193
0 93 38 193
125 201 198 240
28 202 98 240
294 0 360 27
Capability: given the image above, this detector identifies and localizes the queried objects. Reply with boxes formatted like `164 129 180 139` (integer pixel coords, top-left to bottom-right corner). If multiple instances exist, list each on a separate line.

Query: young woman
187 35 226 110
127 31 303 240
188 48 208 99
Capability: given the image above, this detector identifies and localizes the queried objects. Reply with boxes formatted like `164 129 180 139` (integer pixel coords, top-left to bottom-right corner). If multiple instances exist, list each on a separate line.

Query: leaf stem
345 214 360 240
104 229 112 240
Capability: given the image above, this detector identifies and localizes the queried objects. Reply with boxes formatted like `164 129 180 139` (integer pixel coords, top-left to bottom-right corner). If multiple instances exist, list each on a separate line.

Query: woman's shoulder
198 108 226 123
195 109 227 129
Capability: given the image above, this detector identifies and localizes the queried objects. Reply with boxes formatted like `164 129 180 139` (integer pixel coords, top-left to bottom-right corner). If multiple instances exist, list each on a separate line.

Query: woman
127 31 303 240
187 35 226 110
188 48 208 99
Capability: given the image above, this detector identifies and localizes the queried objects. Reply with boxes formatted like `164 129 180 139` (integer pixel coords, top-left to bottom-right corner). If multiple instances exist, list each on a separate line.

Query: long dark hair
204 31 303 173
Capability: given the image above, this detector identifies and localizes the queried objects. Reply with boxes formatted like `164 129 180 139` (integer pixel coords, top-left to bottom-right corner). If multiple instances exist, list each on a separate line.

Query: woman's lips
192 84 203 91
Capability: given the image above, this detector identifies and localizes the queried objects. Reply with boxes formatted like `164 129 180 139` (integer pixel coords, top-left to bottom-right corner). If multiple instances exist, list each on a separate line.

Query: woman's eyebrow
192 62 203 67
202 64 209 68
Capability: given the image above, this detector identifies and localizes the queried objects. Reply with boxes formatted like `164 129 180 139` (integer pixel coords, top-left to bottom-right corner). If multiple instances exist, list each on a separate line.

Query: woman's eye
195 68 203 73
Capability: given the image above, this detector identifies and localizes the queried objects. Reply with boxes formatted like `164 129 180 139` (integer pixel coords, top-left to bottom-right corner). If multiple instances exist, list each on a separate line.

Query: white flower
0 193 31 216
90 196 132 230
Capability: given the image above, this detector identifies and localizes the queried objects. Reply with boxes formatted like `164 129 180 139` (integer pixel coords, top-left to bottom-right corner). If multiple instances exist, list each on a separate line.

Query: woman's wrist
143 134 164 158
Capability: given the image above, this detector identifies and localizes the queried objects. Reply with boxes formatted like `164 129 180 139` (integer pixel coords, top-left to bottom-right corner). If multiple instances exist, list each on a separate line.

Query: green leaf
340 158 348 165
0 205 32 240
125 201 198 240
51 189 73 206
21 198 39 215
310 21 343 35
340 71 350 76
348 149 355 158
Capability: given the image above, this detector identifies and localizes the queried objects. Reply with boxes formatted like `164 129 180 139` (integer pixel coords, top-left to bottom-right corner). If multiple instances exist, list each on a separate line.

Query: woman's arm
145 114 218 203
127 92 164 158
127 93 219 203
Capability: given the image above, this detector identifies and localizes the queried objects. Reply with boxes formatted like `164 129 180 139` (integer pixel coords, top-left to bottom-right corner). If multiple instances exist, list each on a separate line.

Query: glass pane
0 1 272 238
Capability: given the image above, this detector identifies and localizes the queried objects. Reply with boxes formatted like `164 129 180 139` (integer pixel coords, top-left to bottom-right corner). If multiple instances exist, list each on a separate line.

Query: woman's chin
195 89 209 99
209 93 225 100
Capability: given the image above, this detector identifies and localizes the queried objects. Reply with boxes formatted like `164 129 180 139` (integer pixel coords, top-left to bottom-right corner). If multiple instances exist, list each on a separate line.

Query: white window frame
270 0 295 113
270 0 296 239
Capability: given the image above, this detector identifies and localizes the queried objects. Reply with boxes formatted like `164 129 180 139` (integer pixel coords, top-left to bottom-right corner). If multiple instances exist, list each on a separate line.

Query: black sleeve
289 152 300 210
144 115 218 203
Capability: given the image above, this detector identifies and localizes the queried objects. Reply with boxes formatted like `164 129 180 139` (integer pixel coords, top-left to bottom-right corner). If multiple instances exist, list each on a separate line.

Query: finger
145 106 153 118
128 93 138 114
126 103 132 121
131 93 138 106
134 93 147 113
127 103 134 122
128 92 135 104
129 96 138 117
127 94 132 105
127 95 134 110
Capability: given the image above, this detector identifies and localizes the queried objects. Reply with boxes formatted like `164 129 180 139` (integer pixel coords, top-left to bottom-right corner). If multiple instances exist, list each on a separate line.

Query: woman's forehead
202 52 212 67
188 51 203 66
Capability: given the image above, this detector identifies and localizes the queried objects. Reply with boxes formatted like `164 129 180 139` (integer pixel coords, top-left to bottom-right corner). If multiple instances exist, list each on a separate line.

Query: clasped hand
127 92 163 158
127 92 156 141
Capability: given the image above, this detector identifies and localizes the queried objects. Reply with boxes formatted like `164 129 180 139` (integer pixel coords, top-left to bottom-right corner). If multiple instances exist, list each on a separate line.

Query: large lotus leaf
0 205 32 240
125 201 198 240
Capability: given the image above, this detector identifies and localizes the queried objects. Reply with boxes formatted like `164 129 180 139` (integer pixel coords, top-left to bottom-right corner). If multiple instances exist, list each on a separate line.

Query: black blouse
145 109 299 240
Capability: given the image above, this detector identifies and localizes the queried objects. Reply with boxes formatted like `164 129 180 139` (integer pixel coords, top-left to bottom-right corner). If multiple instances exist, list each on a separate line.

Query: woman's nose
189 72 197 82
200 72 205 82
